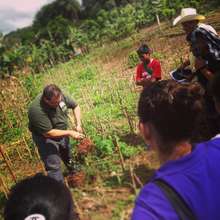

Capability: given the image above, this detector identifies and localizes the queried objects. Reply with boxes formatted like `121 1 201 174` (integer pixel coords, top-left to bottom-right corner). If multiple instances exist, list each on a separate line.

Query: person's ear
139 122 151 141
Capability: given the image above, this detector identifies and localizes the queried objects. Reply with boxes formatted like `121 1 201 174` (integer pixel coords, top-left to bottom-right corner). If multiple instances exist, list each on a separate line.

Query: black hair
137 44 150 56
42 84 61 101
138 80 204 154
210 73 220 103
4 174 79 220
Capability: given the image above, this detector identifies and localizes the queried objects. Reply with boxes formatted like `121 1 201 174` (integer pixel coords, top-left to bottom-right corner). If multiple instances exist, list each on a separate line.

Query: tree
33 0 80 27
150 0 163 26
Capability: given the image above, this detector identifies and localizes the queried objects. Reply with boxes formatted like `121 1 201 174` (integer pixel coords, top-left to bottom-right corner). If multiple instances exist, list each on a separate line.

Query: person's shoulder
198 23 217 35
29 95 41 109
196 137 220 156
205 136 220 148
136 62 143 68
28 95 44 116
132 182 178 220
151 58 161 65
136 182 166 205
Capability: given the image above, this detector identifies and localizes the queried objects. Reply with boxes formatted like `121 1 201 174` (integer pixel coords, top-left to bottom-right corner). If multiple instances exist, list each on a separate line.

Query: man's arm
44 129 84 139
72 105 83 133
136 78 153 87
195 58 214 81
136 79 146 86
200 68 214 80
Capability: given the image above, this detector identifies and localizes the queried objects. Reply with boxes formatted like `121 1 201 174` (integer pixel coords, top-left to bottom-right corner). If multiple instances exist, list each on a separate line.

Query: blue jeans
32 133 73 182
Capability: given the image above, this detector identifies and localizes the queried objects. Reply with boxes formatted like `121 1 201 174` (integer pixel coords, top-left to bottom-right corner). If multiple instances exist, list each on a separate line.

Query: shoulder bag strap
154 179 196 220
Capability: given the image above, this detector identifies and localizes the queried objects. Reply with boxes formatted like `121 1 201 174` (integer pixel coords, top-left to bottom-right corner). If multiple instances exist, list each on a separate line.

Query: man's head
42 84 62 108
137 44 151 63
173 8 205 34
181 20 199 35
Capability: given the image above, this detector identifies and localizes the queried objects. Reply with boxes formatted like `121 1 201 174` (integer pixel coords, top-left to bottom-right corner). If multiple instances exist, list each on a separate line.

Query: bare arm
195 58 214 81
72 105 82 132
200 68 215 81
44 129 84 139
136 78 155 87
136 80 146 86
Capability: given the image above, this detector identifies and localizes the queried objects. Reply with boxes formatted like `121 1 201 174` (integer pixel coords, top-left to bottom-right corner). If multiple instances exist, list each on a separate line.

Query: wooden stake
22 136 32 159
0 145 17 183
129 165 137 195
112 136 125 172
133 173 144 188
0 176 9 198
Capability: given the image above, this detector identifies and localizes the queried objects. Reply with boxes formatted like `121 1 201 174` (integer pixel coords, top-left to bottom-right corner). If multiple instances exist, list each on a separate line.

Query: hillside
1 8 220 220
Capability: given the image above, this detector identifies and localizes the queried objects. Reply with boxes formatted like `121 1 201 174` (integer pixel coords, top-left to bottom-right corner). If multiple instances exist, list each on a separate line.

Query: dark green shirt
28 94 77 135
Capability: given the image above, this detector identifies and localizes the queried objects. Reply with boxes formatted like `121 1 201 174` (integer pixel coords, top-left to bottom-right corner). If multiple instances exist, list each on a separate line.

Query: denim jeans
32 133 73 182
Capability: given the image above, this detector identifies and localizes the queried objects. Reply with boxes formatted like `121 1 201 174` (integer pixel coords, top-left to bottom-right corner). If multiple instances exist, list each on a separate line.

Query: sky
0 0 55 34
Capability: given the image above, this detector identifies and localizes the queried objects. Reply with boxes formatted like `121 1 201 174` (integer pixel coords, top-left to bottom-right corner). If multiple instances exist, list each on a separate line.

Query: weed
127 51 139 68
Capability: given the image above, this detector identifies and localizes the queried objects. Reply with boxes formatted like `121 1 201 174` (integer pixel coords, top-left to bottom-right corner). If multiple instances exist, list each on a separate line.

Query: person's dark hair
42 84 61 101
138 80 204 154
137 44 150 56
210 73 220 103
4 174 79 220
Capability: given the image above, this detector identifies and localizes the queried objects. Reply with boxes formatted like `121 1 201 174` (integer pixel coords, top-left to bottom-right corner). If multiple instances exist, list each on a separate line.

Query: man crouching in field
28 84 84 182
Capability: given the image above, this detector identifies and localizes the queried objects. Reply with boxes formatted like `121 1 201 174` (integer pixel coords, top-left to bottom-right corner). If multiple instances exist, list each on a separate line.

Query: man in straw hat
172 8 218 82
173 8 217 35
173 8 220 137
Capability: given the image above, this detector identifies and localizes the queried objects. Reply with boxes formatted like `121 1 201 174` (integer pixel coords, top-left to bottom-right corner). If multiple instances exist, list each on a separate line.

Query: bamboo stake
116 91 135 134
133 173 144 188
74 198 84 220
112 136 125 172
22 136 32 159
129 165 137 195
34 147 46 174
0 145 17 183
0 175 9 198
4 151 12 166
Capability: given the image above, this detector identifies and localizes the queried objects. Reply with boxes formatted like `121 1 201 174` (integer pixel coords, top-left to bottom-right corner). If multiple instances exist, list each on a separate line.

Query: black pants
32 133 74 182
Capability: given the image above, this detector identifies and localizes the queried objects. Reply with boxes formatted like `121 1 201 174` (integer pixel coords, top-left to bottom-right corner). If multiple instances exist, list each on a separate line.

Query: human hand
69 130 85 140
142 78 152 87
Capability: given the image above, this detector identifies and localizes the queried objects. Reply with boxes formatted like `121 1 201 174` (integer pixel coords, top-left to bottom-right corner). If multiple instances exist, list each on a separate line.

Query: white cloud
0 0 51 13
0 0 54 34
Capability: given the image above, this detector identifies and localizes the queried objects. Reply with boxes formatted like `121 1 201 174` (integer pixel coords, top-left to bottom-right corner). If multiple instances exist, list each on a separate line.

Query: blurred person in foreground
28 84 84 182
132 80 220 220
4 174 79 220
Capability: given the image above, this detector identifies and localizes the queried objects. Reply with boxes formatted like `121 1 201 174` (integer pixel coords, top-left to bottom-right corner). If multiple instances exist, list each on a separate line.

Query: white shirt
198 23 218 35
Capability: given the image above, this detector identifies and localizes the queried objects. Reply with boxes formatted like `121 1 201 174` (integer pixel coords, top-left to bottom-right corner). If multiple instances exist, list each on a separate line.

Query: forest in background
0 0 219 77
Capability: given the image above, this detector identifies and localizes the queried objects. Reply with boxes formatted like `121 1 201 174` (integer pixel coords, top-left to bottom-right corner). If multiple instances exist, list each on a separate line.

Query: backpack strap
143 60 153 76
154 179 196 220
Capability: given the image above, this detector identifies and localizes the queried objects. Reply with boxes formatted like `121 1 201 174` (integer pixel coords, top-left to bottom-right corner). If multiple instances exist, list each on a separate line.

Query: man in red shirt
135 44 162 87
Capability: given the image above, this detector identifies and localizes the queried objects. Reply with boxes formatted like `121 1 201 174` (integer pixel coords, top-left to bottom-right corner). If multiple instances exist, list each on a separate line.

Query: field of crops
1 9 220 219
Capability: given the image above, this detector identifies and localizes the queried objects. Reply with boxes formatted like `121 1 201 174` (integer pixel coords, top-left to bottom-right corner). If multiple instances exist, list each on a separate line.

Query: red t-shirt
135 59 161 82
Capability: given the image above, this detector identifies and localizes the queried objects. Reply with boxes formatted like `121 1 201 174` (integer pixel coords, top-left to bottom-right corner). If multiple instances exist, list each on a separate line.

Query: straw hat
173 8 205 26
